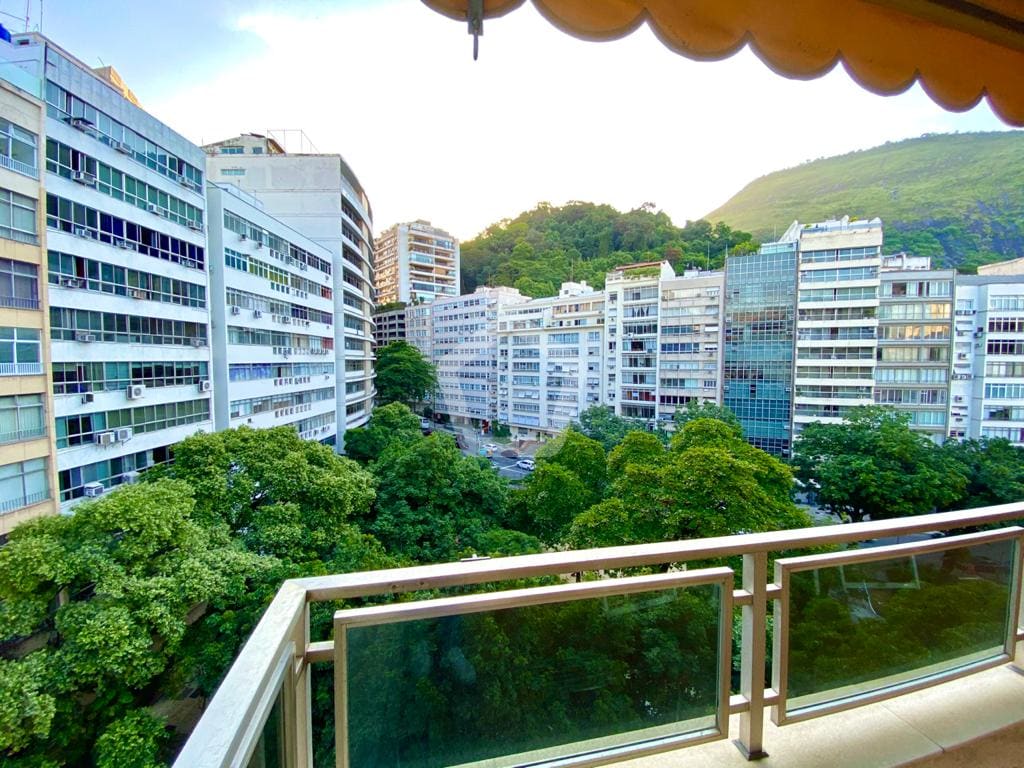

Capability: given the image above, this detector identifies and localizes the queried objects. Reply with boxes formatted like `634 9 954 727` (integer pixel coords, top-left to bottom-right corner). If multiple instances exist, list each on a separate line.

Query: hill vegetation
706 131 1024 271
460 202 756 296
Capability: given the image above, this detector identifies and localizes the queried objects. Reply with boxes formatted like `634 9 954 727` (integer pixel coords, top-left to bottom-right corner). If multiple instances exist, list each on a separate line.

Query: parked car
516 458 536 471
482 443 500 453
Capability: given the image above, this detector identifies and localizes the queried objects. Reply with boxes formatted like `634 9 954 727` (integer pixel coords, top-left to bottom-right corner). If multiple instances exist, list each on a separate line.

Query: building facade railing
174 502 1024 768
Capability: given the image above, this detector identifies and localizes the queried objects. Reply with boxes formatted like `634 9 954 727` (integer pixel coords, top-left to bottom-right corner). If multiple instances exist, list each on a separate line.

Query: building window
0 188 37 244
0 327 42 375
220 146 244 155
0 118 37 177
0 457 49 513
0 258 39 309
0 394 45 444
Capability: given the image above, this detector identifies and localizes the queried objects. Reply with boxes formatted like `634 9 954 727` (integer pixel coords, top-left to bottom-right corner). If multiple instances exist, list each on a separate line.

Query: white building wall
30 35 213 507
207 183 338 443
205 145 375 439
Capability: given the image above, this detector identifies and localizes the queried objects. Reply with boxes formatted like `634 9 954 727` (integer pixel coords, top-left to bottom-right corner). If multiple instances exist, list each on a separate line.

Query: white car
482 443 500 453
516 458 536 471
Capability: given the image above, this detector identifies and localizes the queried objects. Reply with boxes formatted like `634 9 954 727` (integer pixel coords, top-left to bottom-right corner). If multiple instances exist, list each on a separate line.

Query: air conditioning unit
113 238 128 249
239 233 248 241
81 392 95 404
127 384 145 400
95 431 116 446
83 481 105 497
191 338 204 347
75 331 96 342
254 242 263 250
299 262 308 271
954 395 964 402
116 427 133 442
61 277 82 288
67 116 95 131
230 305 241 315
114 140 132 155
72 170 97 186
281 316 291 324
187 222 203 232
253 309 263 318
199 379 212 393
129 288 147 299
122 470 141 484
73 226 93 238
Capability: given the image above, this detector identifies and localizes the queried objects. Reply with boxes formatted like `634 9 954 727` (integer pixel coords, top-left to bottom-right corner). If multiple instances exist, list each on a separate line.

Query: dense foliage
793 406 1024 521
373 340 438 410
460 202 756 295
706 131 1024 271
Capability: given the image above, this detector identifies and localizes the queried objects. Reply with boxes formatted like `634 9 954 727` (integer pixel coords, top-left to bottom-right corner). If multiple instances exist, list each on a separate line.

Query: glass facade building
723 243 797 456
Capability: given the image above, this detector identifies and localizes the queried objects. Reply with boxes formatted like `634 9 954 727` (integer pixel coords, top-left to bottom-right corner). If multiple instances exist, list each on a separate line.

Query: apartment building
496 282 604 439
372 305 407 348
203 133 375 436
406 302 433 359
374 220 459 306
20 34 214 506
603 262 672 422
432 285 528 425
950 267 1024 445
723 242 798 456
876 258 954 442
206 183 338 442
0 43 57 532
656 271 724 423
793 217 883 433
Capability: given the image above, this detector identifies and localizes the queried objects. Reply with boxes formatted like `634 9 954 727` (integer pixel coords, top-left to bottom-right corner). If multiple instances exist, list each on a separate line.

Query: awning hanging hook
468 0 483 59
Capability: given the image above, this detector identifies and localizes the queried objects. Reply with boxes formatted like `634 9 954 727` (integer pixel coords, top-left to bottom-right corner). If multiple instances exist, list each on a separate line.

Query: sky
14 0 1017 241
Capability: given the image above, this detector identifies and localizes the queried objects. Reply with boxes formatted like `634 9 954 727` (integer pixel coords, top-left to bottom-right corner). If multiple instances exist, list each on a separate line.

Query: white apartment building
792 217 883 432
406 302 433 359
23 35 213 507
950 269 1024 445
603 262 674 422
876 262 954 441
206 183 338 443
374 221 459 306
0 41 58 532
496 282 605 439
203 133 375 438
432 286 527 425
656 271 724 423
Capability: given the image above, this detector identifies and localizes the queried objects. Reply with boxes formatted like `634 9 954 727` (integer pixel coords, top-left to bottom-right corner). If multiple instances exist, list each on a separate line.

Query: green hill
460 202 756 296
705 131 1024 270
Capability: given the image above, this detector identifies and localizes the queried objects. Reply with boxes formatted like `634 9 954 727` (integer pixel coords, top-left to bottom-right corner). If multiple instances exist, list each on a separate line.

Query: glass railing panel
244 686 285 768
336 569 732 768
774 528 1022 724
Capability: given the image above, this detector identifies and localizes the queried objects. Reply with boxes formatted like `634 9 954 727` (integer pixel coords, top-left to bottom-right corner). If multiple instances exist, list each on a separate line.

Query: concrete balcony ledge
621 664 1024 768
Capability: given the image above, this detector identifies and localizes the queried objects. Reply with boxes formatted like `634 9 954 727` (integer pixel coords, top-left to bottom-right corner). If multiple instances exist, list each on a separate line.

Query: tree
167 426 376 564
607 431 666 480
939 438 1024 510
367 432 509 563
792 407 967 522
672 400 742 435
344 402 424 465
0 481 269 766
512 463 595 545
569 419 809 548
576 406 643 451
374 340 438 408
536 429 608 499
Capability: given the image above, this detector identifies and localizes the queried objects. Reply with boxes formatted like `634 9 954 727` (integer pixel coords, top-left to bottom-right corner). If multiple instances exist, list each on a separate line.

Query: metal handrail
173 501 1024 768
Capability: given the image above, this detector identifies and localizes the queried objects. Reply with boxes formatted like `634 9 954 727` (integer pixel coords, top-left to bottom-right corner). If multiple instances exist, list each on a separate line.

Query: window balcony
175 503 1024 768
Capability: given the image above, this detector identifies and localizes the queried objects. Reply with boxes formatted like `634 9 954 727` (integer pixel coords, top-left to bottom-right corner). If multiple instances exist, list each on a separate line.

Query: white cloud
148 0 1011 240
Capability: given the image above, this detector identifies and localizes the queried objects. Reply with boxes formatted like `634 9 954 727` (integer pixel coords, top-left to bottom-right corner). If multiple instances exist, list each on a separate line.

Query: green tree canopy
939 438 1024 510
344 402 424 465
366 432 509 563
792 406 967 522
575 406 645 451
672 400 742 435
0 481 268 766
374 340 438 408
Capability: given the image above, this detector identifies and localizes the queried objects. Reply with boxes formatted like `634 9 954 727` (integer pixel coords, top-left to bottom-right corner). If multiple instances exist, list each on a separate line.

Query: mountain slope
705 131 1024 270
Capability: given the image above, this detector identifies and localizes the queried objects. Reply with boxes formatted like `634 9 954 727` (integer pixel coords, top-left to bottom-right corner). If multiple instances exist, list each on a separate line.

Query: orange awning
423 0 1024 126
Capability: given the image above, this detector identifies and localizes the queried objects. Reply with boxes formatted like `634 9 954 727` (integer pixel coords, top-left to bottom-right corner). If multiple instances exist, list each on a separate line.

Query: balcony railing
0 152 38 179
175 503 1024 768
0 361 44 376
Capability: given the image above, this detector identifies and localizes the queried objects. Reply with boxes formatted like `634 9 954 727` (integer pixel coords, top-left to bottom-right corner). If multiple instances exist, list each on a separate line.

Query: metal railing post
737 551 768 759
290 603 312 768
